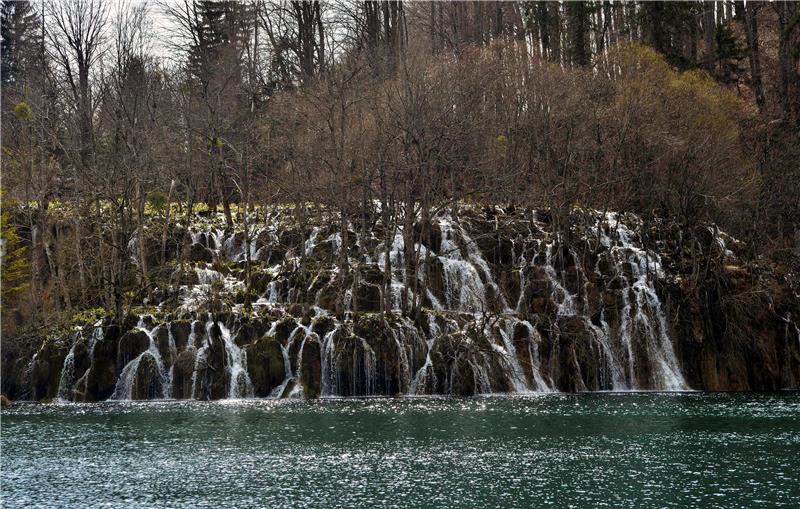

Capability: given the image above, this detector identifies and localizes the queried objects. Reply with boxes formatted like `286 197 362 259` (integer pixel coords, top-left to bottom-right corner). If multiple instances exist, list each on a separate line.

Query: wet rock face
189 243 214 263
669 272 800 392
132 354 163 400
246 337 285 397
9 206 800 401
195 325 228 400
171 350 196 399
170 321 192 351
31 338 72 400
300 338 322 398
118 330 150 369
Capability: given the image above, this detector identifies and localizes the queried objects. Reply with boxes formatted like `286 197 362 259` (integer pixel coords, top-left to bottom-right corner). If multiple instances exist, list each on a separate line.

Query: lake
2 393 799 508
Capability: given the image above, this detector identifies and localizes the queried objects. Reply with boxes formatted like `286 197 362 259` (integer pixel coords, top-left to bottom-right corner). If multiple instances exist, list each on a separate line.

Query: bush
147 191 169 213
14 102 32 121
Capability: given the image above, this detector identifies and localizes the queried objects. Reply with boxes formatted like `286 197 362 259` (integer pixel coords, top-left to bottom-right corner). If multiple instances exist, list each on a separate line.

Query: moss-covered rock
131 353 163 400
169 320 192 351
246 336 285 397
354 282 382 312
300 337 321 398
84 325 121 401
117 329 150 369
172 349 196 399
31 336 73 400
189 243 214 263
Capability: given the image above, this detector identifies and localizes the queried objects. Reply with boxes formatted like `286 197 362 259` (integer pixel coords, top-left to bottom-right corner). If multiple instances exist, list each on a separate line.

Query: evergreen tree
1 0 41 89
0 191 29 313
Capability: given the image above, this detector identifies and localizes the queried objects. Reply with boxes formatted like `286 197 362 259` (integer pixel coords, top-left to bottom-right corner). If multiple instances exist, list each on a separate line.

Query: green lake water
2 393 799 508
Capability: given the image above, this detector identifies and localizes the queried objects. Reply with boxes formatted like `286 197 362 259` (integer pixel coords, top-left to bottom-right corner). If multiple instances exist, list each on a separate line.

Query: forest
1 0 799 399
4 5 800 509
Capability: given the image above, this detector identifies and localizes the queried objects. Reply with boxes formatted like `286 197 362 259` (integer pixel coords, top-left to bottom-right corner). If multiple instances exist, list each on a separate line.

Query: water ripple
2 393 799 508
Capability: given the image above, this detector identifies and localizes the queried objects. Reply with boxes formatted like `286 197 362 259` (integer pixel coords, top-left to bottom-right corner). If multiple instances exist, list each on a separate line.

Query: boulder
246 336 286 397
169 320 192 351
30 346 64 401
354 282 382 312
171 349 197 399
84 325 121 401
300 338 321 398
131 353 163 400
117 329 150 369
189 242 214 263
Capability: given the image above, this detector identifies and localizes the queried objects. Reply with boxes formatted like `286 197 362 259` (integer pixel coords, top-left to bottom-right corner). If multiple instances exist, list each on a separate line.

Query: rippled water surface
2 393 799 508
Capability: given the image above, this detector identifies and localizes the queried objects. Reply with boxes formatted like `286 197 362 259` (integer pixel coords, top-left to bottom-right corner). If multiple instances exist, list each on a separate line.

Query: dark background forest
1 0 799 338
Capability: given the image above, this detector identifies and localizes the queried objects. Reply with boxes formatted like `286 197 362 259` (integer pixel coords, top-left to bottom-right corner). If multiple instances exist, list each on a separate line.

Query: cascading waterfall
111 317 170 400
517 320 552 392
595 213 686 390
55 336 78 402
320 328 338 396
40 206 707 402
218 321 253 398
438 219 489 313
55 322 104 402
272 322 311 398
497 318 539 392
190 318 213 400
409 314 439 395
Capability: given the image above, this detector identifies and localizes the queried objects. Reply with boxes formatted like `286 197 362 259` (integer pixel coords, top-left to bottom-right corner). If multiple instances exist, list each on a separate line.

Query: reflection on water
2 393 799 508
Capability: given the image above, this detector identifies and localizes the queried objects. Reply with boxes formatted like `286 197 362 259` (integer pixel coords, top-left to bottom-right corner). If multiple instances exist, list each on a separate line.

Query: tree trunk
744 4 765 113
704 2 716 72
402 191 415 317
380 166 393 315
338 205 349 317
49 225 72 311
73 216 88 305
161 179 176 264
135 181 150 291
774 2 797 124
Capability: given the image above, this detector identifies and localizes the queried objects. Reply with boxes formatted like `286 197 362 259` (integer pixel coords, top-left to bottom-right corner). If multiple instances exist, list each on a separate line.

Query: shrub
14 102 32 121
147 191 169 212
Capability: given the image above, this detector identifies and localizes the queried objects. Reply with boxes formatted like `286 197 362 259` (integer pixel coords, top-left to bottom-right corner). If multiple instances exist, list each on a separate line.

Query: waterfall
378 231 408 312
354 337 377 396
190 318 214 399
392 327 412 393
35 205 710 402
498 319 530 392
469 359 492 394
439 219 489 313
165 327 177 398
73 325 104 400
542 241 577 316
592 212 686 390
518 321 552 392
272 324 309 398
305 227 320 256
409 314 439 395
287 335 308 399
196 266 224 285
56 322 104 402
55 338 78 402
320 328 338 396
111 317 170 400
218 321 253 398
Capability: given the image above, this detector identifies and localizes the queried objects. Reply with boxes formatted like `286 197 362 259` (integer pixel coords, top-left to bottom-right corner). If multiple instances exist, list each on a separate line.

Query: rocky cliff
4 205 799 401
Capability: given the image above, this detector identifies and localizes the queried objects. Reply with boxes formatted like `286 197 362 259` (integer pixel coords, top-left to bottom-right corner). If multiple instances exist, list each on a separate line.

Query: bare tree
45 0 108 172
